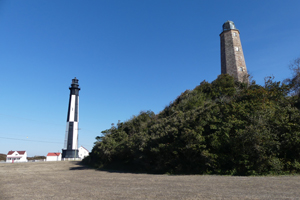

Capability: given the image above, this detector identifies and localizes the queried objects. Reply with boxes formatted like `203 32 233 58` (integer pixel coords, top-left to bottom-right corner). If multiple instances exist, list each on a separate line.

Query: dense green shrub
84 74 300 175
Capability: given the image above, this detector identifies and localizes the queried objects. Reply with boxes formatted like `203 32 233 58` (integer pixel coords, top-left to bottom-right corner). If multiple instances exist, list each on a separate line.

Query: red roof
47 153 61 156
7 151 26 155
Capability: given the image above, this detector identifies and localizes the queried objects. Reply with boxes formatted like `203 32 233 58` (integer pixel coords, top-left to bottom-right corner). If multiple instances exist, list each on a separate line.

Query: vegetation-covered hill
84 74 300 175
0 153 7 161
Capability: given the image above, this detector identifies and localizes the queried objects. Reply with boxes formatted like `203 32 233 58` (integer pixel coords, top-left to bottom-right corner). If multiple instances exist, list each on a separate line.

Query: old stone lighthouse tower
220 20 248 82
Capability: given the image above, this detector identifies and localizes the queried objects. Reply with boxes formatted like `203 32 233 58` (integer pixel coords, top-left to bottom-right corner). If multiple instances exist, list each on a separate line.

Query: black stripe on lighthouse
74 96 79 122
67 122 74 150
67 94 72 122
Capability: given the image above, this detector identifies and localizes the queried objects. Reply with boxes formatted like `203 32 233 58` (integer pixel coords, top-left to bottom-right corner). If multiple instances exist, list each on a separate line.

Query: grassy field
0 161 300 200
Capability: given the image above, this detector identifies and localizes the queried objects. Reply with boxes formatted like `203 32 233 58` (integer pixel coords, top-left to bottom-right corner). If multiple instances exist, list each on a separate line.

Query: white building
78 146 89 160
6 151 28 163
46 153 62 161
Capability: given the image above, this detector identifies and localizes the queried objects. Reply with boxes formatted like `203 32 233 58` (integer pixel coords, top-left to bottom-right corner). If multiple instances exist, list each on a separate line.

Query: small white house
46 152 62 161
6 151 28 163
78 146 89 160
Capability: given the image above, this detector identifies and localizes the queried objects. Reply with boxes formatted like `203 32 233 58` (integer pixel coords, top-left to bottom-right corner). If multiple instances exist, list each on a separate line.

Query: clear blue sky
0 0 299 156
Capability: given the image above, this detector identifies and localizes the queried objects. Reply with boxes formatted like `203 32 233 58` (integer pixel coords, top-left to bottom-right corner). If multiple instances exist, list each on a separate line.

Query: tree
85 73 300 175
284 57 300 96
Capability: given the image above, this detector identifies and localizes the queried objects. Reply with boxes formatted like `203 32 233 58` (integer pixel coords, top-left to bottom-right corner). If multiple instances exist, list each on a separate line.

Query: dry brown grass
0 161 300 200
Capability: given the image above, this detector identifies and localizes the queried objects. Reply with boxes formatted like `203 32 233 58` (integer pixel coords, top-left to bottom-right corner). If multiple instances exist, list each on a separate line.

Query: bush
85 74 300 175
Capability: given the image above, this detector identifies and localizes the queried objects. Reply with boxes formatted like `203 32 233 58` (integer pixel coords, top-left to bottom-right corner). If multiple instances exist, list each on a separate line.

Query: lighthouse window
233 32 237 36
239 67 243 71
235 47 239 51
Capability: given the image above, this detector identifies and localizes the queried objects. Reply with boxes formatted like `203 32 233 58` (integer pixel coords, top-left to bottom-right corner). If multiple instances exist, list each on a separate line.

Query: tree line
84 60 300 175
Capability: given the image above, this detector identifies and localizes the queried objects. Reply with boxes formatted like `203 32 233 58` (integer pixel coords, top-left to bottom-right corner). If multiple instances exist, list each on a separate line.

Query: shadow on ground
69 161 93 170
69 161 152 174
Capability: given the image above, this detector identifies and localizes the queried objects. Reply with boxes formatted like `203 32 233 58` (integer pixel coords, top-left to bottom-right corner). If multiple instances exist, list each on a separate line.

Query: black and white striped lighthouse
62 77 80 159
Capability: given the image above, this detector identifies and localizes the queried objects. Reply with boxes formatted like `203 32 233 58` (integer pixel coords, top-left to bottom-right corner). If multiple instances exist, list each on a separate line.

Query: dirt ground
0 161 300 200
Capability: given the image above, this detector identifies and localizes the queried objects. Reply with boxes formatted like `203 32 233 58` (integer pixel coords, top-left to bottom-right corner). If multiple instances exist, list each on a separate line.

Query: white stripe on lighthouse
69 95 76 122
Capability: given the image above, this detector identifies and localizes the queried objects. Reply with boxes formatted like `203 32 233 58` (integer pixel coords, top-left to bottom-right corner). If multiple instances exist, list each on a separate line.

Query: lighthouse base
62 149 79 159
